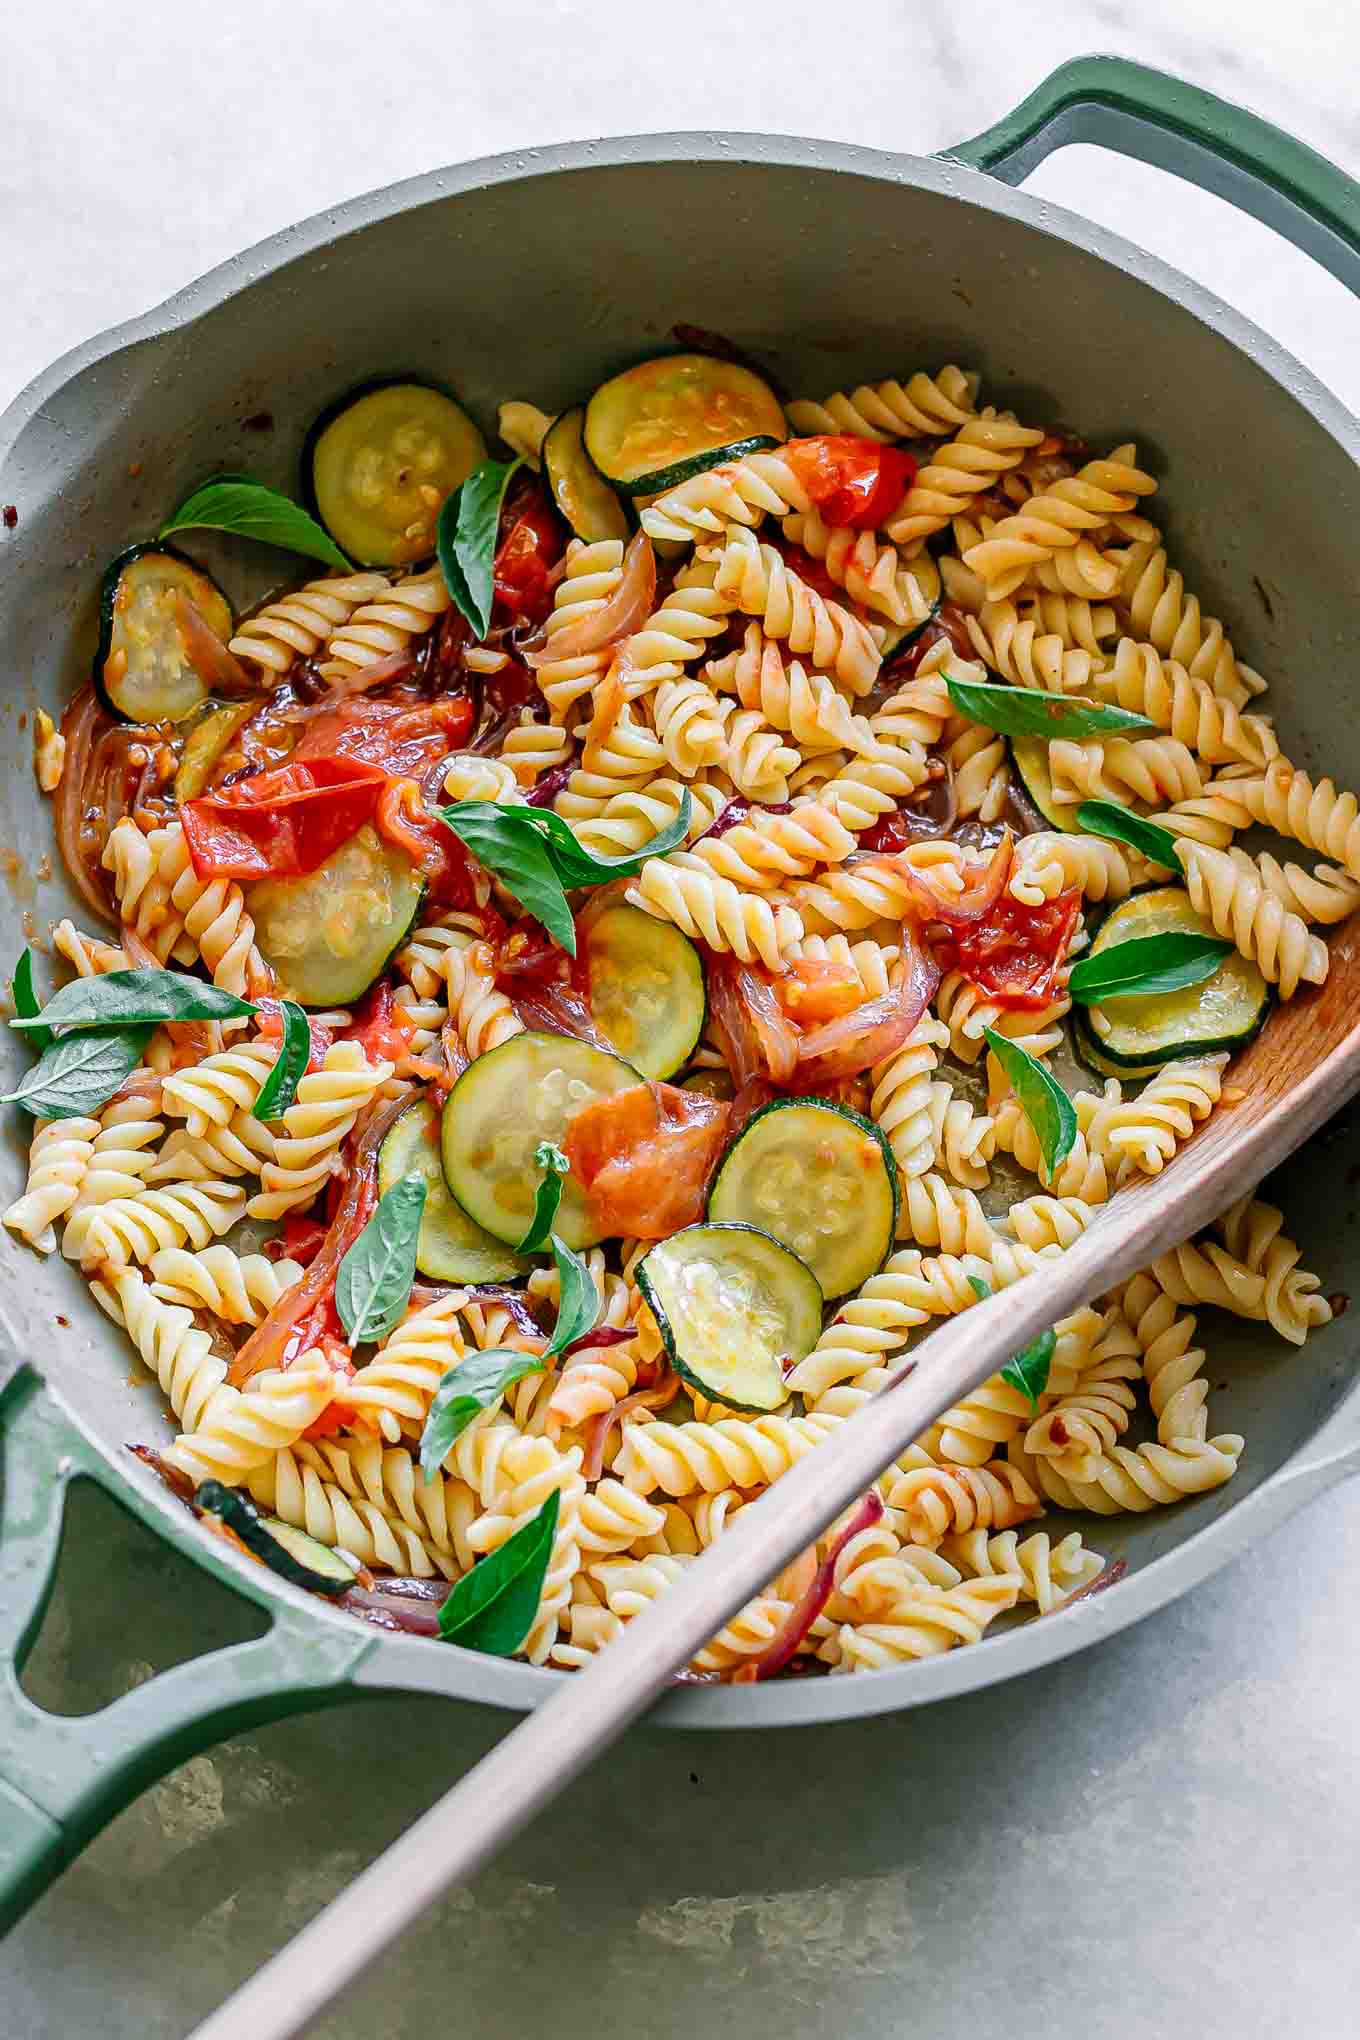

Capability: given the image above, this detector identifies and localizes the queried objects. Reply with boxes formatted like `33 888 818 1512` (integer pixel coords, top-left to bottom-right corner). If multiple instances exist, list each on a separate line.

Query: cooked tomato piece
782 436 916 530
776 956 865 1026
938 889 1080 1009
493 482 565 627
563 1081 731 1239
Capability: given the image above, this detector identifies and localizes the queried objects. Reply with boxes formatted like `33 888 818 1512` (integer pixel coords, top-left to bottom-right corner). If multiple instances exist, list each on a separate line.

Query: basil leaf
518 1141 569 1254
526 797 694 884
947 676 1155 741
1068 931 1234 1006
545 1235 600 1358
436 456 522 637
1075 799 1182 874
420 1348 546 1480
10 948 51 1052
336 1175 427 1345
983 1027 1076 1179
160 477 351 571
438 1489 560 1654
251 1000 311 1121
4 1025 153 1119
11 968 255 1033
437 803 577 954
965 1275 1054 1409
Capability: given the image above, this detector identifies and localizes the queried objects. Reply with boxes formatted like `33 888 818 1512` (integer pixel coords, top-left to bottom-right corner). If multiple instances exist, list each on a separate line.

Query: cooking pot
3 55 1359 1933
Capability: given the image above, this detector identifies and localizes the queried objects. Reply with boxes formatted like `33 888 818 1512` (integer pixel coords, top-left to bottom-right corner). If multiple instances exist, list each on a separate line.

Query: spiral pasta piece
870 1013 949 1183
317 564 450 683
1094 637 1276 768
3 1115 99 1252
531 538 626 719
1016 591 1118 656
162 1037 279 1132
229 572 391 679
103 818 195 964
1009 831 1138 906
1144 1235 1266 1319
569 775 726 857
706 527 881 694
885 410 1047 551
1090 1055 1227 1178
639 447 813 545
554 699 667 820
626 861 803 970
247 1446 458 1580
575 1478 668 1556
784 364 979 440
964 445 1158 598
965 599 1103 693
784 843 977 937
439 932 524 1058
342 1290 471 1443
1011 1429 1243 1515
896 1173 994 1254
885 1459 1042 1548
706 624 875 755
148 1245 304 1325
1048 734 1205 810
934 970 1071 1063
248 1042 393 1220
466 1436 586 1662
942 1528 1106 1612
303 1434 481 1574
441 755 523 804
166 1355 336 1487
925 1083 995 1190
1116 539 1259 707
1213 1196 1333 1345
649 676 732 775
616 1410 842 1497
147 1113 276 1184
1022 1308 1142 1480
66 1094 165 1213
90 1264 229 1432
779 510 933 625
1004 1194 1095 1252
989 1089 1112 1202
619 558 735 697
52 919 127 978
924 1374 1036 1468
1119 1272 1209 1443
1178 839 1330 998
67 1178 247 1269
786 1251 938 1402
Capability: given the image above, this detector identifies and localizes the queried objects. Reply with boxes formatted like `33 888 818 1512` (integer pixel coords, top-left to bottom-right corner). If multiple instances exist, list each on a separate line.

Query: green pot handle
0 1360 375 1934
942 55 1360 295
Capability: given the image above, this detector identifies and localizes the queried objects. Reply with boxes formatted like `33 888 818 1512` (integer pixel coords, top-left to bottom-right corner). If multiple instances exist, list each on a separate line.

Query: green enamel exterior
3 54 1360 1932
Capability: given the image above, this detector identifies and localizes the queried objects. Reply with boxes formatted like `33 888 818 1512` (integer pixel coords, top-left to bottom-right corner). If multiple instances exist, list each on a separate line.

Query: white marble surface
4 3 1360 2036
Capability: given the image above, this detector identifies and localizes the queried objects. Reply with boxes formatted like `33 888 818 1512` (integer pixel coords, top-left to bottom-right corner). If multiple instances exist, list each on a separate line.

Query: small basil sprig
518 1141 570 1253
4 1026 153 1119
436 456 522 637
967 1275 1055 1410
336 1175 427 1345
984 1027 1077 1180
438 1490 560 1654
10 968 255 1034
946 676 1155 742
10 948 50 1052
438 795 692 957
1075 799 1182 873
252 1001 311 1121
419 1236 600 1478
1068 931 1233 1006
160 476 351 571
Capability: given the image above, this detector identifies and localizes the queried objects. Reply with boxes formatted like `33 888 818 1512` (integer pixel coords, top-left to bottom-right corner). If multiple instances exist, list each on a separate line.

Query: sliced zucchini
636 1222 822 1414
543 406 630 543
95 544 233 725
380 1100 529 1284
1073 885 1272 1075
1009 736 1070 830
248 823 425 1008
306 379 486 567
878 596 942 664
584 353 785 495
173 700 256 802
194 1480 359 1594
582 903 706 1080
440 1031 640 1249
707 1097 897 1298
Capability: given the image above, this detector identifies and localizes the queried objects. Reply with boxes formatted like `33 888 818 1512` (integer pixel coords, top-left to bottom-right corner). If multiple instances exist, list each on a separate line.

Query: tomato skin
493 486 565 627
340 978 416 1065
783 436 917 530
937 889 1080 1009
292 696 473 778
181 755 388 882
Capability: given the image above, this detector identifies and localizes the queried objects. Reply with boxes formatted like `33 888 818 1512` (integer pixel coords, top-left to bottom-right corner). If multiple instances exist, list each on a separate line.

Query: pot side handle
942 55 1360 296
0 1360 375 1937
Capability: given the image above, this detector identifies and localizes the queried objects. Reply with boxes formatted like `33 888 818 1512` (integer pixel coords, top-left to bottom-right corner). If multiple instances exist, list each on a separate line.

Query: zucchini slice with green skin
440 1031 640 1249
707 1097 897 1298
878 597 942 665
173 700 256 802
247 824 425 1008
584 353 785 495
1008 736 1070 830
380 1099 529 1284
305 379 486 567
95 544 233 725
582 903 706 1080
1073 885 1272 1075
636 1223 822 1414
194 1481 359 1594
543 406 630 543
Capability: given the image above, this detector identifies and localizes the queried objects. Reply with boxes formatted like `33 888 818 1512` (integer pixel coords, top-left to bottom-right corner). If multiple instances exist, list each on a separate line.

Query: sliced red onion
524 531 656 664
794 935 940 1084
559 1323 638 1360
582 1367 679 1482
863 828 1013 929
512 983 612 1050
707 955 800 1087
745 1490 885 1680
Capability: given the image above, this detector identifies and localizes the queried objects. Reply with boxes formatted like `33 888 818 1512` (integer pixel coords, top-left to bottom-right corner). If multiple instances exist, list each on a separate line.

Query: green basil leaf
983 1027 1076 1179
11 968 255 1034
10 948 51 1052
438 1489 560 1654
436 456 522 637
965 1274 1054 1409
160 477 351 571
420 1348 546 1481
336 1175 427 1345
251 1001 312 1121
947 676 1155 742
1075 799 1183 874
545 1234 600 1358
4 1025 153 1119
437 803 577 954
517 1141 570 1254
527 796 694 884
1068 931 1234 1006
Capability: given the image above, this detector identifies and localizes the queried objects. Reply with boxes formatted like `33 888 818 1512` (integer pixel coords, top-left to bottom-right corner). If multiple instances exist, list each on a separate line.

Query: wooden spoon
192 919 1360 2040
